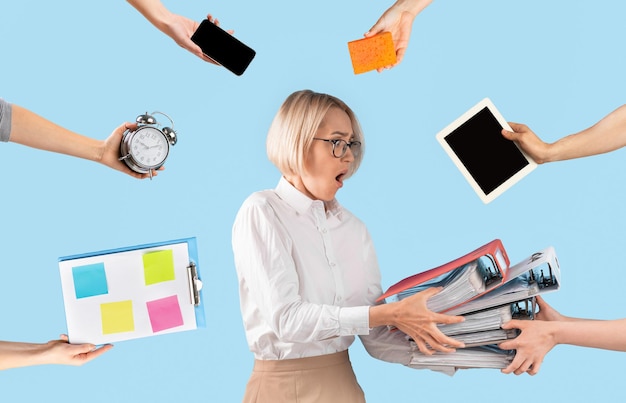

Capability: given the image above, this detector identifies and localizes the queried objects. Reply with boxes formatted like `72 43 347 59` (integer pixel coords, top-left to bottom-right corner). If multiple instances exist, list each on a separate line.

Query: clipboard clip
187 262 203 306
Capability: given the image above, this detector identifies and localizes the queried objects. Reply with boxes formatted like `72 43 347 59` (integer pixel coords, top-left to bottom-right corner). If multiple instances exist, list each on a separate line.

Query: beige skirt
242 350 366 403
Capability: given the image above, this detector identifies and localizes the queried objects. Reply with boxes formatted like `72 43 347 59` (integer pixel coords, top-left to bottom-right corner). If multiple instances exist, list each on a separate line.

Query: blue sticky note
72 263 109 299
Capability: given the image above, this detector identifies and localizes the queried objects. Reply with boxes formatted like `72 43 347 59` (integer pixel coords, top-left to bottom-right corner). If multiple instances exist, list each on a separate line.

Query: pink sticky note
146 295 184 333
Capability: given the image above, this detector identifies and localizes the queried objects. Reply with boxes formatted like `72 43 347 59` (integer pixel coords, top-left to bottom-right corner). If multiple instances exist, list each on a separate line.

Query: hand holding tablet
436 98 537 204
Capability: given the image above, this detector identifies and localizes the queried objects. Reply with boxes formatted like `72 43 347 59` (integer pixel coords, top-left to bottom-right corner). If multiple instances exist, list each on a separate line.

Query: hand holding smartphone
191 19 256 76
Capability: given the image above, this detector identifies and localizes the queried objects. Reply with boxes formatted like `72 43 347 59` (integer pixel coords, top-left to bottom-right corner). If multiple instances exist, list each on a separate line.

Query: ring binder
445 246 561 316
378 239 511 313
381 242 561 374
511 297 536 320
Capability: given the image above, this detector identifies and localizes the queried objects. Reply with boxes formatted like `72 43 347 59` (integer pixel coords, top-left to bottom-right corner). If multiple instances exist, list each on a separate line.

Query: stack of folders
383 239 512 313
378 240 561 375
408 346 516 376
438 298 535 348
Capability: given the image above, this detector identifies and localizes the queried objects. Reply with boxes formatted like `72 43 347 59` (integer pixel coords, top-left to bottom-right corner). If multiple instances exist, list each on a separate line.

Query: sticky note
143 249 175 285
72 263 108 299
146 295 184 333
347 32 397 74
101 300 135 334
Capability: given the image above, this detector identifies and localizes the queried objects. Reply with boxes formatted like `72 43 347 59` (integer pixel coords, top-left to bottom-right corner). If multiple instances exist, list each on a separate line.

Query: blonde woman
232 90 464 403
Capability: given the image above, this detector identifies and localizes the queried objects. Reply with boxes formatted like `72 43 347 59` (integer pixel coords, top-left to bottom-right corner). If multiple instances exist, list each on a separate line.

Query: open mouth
336 172 346 186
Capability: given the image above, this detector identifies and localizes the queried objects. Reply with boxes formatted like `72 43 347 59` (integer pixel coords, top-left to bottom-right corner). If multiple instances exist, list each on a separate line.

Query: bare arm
9 104 154 179
499 296 626 375
502 104 626 163
365 0 433 71
126 0 224 63
0 335 112 370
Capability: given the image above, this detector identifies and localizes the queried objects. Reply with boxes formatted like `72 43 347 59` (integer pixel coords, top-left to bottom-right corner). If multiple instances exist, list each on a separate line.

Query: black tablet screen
444 107 529 195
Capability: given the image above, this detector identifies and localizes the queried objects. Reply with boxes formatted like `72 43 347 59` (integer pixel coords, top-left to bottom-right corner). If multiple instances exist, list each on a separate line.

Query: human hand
39 334 113 367
162 13 232 64
501 122 552 164
534 295 566 322
499 319 557 375
100 122 162 179
392 287 465 354
365 0 432 72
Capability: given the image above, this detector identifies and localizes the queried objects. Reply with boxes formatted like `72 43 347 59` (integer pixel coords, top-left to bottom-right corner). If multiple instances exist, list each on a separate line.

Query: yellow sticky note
347 32 397 74
143 249 175 285
101 300 135 335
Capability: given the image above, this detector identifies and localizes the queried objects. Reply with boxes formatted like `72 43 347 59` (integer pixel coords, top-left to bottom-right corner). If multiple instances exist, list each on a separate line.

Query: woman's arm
365 0 433 71
502 104 626 163
7 103 154 179
499 296 626 375
369 287 465 354
126 0 225 63
0 335 112 370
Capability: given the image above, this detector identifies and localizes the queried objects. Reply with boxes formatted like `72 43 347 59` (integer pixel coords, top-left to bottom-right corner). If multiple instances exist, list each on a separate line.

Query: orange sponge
347 32 397 74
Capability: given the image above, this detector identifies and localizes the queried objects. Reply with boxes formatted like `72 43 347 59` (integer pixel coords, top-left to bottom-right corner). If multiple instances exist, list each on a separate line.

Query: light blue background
1 1 625 402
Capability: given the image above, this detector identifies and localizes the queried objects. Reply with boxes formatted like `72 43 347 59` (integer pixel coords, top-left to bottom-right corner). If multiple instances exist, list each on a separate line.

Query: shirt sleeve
0 98 12 142
355 227 415 365
232 196 360 343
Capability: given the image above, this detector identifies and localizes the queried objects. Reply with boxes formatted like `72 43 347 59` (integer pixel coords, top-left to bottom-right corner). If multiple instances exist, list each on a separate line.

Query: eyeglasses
313 138 362 158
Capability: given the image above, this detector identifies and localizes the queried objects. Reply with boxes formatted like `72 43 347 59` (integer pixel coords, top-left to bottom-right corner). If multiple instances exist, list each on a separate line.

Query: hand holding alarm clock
119 111 177 179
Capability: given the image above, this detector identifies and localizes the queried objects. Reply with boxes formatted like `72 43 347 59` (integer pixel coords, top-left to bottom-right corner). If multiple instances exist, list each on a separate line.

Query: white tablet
435 98 537 204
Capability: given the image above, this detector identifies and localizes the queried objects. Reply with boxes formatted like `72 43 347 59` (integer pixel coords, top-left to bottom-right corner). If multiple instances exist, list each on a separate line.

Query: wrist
537 142 558 163
369 302 398 328
128 0 173 32
93 140 107 164
152 9 176 34
394 0 433 16
29 343 54 366
551 321 573 347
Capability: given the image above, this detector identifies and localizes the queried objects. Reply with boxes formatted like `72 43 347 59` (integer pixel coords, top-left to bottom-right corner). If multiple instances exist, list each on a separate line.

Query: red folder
376 239 510 312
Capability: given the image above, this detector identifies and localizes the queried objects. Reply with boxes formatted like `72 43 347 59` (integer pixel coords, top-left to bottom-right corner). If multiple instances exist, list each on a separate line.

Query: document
409 345 515 376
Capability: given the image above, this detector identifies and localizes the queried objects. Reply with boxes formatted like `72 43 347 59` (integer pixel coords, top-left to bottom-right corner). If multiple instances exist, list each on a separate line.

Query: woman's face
287 107 356 201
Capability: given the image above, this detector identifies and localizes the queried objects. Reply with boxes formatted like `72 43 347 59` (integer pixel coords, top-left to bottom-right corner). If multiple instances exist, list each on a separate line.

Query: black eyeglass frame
312 138 362 158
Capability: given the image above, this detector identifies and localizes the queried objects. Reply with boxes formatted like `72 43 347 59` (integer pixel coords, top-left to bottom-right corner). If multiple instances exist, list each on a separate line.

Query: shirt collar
275 177 343 218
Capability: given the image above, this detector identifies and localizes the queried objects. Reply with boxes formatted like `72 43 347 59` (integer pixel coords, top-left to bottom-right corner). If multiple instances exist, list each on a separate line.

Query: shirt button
321 228 327 233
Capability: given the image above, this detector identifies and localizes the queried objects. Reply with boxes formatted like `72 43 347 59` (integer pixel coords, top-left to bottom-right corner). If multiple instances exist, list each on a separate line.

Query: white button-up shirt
232 177 414 364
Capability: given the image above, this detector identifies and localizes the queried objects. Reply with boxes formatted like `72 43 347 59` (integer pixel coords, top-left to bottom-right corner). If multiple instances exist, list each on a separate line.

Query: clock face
128 127 169 168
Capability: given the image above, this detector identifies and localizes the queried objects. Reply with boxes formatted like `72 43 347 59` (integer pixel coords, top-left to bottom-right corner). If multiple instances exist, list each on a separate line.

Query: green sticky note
143 249 175 285
101 300 135 334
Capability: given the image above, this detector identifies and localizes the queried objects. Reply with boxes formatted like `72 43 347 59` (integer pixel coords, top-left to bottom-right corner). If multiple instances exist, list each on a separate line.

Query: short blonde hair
266 90 364 178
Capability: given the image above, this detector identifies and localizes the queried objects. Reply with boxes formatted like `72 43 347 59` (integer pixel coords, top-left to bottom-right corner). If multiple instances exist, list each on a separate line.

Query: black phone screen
444 107 530 195
191 20 256 76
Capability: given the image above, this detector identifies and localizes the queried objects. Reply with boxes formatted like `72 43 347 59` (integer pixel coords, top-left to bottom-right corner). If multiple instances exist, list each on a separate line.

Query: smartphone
191 19 256 76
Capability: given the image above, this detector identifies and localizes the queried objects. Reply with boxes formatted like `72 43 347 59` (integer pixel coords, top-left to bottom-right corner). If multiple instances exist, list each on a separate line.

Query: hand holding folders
379 239 561 375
